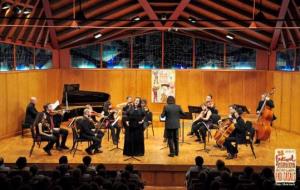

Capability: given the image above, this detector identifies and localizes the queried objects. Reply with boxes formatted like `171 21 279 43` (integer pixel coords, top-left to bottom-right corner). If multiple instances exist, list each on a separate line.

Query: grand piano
61 84 110 121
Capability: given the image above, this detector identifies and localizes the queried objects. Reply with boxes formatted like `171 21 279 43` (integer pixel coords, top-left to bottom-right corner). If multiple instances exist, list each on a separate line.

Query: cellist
223 106 246 160
255 93 276 144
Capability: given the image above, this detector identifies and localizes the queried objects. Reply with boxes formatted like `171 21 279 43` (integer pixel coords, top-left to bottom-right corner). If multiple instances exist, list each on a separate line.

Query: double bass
254 88 275 141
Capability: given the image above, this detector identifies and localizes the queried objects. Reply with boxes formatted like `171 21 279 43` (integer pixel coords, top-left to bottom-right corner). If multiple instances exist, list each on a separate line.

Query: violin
254 88 275 141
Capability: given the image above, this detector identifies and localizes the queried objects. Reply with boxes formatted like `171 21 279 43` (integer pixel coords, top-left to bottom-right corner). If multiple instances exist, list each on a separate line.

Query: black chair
69 118 91 157
22 121 31 137
235 132 256 159
146 112 154 138
29 125 48 157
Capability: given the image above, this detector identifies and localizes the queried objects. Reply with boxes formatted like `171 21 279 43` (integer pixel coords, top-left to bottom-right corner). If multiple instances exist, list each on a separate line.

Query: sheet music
51 100 60 110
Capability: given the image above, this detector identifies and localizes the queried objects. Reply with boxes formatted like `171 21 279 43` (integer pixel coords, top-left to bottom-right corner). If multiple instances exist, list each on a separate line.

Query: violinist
141 99 152 130
43 104 69 150
102 101 120 145
223 106 246 159
76 109 104 155
191 104 212 143
33 112 57 155
206 94 221 125
117 96 133 128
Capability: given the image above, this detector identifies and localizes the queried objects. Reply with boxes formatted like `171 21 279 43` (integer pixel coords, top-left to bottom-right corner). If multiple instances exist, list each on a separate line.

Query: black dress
123 107 145 156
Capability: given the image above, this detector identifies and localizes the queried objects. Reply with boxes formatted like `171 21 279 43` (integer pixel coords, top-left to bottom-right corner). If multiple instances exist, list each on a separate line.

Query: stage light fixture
188 17 196 24
161 14 167 21
23 8 32 15
94 33 102 39
132 16 141 22
13 6 22 14
2 3 11 10
226 34 234 40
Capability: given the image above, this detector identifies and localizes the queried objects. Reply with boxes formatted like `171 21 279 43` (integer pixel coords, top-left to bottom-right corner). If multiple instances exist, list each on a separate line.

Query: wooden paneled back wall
1 69 299 139
0 70 61 139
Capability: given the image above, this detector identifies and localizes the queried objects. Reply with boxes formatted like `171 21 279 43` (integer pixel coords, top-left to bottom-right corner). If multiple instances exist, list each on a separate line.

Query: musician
123 97 145 157
205 94 217 114
24 97 38 126
223 107 246 159
191 104 212 143
141 99 152 130
102 101 120 145
161 96 185 157
77 109 104 155
43 104 69 150
33 112 57 155
117 96 133 128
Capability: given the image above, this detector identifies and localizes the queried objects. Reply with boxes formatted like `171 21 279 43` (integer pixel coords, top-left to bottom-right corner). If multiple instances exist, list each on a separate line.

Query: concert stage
0 122 299 187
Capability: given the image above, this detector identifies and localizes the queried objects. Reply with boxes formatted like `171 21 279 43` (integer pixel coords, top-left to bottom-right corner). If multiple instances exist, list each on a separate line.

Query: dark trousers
192 122 208 142
166 128 179 155
84 131 104 151
53 128 68 147
110 123 120 143
223 137 238 155
40 135 56 151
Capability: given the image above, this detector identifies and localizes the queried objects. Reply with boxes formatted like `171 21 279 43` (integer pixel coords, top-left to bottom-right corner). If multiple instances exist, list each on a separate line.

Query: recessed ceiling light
23 8 32 15
132 16 141 21
13 6 22 14
161 14 167 21
188 17 196 24
94 33 102 39
226 34 234 40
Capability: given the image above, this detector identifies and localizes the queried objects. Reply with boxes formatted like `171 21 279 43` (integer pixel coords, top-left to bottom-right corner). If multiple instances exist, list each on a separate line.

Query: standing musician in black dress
33 112 57 155
123 97 145 157
43 104 69 150
223 107 246 159
161 96 185 157
102 101 120 145
191 104 212 143
24 97 38 126
77 109 104 155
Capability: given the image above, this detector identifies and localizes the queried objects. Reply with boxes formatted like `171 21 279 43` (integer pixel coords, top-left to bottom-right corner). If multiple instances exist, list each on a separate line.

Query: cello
254 88 275 141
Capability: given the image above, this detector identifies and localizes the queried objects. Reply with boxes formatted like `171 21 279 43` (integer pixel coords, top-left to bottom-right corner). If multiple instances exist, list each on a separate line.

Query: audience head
59 156 68 165
195 156 204 167
30 97 37 104
16 157 27 170
125 164 134 173
83 156 92 167
243 166 254 178
216 160 225 171
30 165 39 176
261 167 273 179
166 96 175 104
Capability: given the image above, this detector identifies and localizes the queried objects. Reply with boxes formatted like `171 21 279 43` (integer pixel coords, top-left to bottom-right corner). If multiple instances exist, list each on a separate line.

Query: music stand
188 106 202 119
159 116 168 150
196 122 212 153
180 112 193 145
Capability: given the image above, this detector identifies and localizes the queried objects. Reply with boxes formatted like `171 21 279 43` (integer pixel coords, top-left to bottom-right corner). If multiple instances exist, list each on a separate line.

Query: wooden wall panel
0 74 7 137
271 72 282 129
280 73 292 131
290 73 300 133
229 72 244 107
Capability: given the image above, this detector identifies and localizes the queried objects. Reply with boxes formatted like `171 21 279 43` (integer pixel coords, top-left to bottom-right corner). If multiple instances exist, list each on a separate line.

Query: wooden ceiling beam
60 12 147 48
13 0 41 42
284 22 296 47
34 20 47 46
280 31 287 49
270 0 290 50
28 12 45 43
164 0 190 28
187 3 271 43
21 7 44 43
42 0 59 48
4 0 34 9
138 0 163 28
287 10 300 40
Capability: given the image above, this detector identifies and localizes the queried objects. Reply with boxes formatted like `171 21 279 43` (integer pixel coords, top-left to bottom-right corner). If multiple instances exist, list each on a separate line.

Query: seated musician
191 104 212 142
77 109 104 155
141 99 152 130
24 97 38 126
33 112 57 155
101 101 120 145
117 96 133 128
43 104 69 150
223 107 246 159
206 95 221 125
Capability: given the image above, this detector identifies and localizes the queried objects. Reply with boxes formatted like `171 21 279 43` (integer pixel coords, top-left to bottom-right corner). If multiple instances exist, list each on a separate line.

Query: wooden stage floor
0 122 299 169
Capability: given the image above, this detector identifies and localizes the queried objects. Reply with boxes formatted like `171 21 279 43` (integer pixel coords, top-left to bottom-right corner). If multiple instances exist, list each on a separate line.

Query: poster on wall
151 70 175 103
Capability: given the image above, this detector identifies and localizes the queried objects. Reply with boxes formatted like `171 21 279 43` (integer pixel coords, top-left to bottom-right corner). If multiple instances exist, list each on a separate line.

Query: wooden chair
235 132 256 159
29 125 48 157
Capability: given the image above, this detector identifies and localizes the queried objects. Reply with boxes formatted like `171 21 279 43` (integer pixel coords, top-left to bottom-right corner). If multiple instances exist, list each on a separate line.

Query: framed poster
151 70 175 103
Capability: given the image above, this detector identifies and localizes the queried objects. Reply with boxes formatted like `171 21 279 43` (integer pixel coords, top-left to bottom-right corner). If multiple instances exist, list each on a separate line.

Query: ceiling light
132 16 141 22
23 8 32 15
2 3 11 10
94 33 102 39
161 14 167 21
13 6 22 14
226 34 234 40
70 20 79 28
249 21 257 29
188 17 196 24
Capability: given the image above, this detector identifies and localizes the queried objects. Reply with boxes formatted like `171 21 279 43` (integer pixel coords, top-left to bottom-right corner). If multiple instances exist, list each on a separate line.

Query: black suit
77 116 103 152
24 103 38 125
161 104 185 156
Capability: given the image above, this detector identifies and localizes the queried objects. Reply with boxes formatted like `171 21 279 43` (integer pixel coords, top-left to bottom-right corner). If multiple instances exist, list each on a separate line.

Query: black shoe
43 147 52 156
60 145 69 150
85 148 93 155
94 149 103 154
226 154 234 160
168 154 174 157
195 139 201 142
